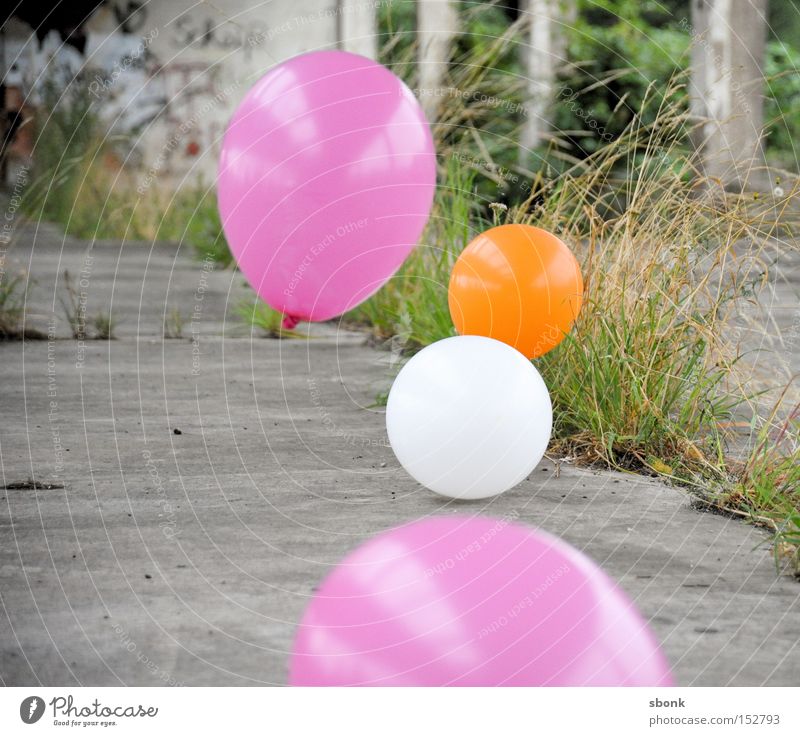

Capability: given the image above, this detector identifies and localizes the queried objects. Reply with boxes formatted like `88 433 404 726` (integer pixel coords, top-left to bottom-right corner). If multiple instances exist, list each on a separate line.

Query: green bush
764 40 800 168
553 0 689 159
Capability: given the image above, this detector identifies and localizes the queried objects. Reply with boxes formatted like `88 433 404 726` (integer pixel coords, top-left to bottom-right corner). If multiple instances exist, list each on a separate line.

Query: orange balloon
448 224 583 359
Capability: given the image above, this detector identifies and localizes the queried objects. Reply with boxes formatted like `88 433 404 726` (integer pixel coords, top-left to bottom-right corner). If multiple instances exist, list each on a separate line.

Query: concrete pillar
520 0 558 158
338 0 378 59
690 0 769 189
417 0 459 120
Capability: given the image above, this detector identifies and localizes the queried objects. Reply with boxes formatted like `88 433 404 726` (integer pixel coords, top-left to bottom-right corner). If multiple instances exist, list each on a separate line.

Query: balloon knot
281 314 300 330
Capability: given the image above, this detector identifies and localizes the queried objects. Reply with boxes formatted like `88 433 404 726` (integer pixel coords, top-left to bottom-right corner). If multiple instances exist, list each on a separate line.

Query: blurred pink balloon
290 516 673 686
217 51 436 327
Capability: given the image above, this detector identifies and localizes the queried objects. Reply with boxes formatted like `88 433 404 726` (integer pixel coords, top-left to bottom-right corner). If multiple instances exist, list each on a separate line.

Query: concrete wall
3 0 350 187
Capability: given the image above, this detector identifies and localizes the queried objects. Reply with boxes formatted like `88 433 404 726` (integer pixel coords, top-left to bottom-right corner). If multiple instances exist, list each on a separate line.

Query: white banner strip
1 687 797 735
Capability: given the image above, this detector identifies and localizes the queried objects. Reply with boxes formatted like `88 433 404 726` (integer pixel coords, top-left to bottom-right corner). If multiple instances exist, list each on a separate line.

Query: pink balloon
217 51 436 326
290 516 673 686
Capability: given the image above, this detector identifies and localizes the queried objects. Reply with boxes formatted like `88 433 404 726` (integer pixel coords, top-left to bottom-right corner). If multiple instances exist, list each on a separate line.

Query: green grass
0 269 29 338
59 270 89 340
59 270 118 340
92 310 117 340
24 153 229 266
163 307 185 339
235 300 308 339
345 154 478 347
20 75 230 266
720 402 800 572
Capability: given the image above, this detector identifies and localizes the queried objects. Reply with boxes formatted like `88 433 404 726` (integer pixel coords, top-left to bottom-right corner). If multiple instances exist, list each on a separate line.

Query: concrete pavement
0 223 798 686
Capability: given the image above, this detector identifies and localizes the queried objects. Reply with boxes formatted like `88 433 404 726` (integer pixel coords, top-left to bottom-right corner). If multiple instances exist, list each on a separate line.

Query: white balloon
386 335 552 500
